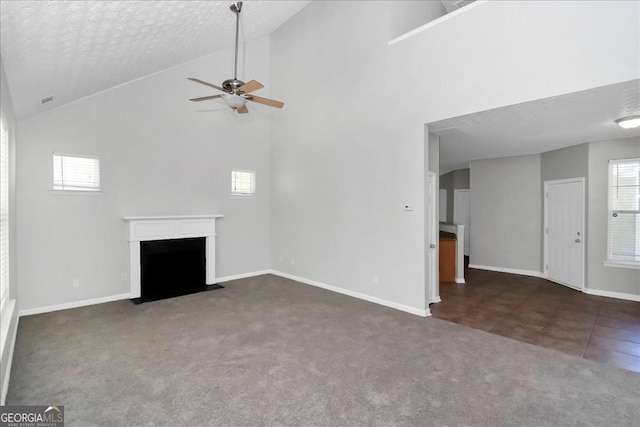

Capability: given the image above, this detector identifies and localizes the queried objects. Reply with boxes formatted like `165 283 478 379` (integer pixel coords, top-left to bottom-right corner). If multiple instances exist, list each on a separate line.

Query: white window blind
608 158 640 264
1 114 9 307
231 169 256 196
53 153 100 191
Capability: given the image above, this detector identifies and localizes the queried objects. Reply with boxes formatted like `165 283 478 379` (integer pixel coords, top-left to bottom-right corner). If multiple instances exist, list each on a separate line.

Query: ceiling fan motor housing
222 78 246 93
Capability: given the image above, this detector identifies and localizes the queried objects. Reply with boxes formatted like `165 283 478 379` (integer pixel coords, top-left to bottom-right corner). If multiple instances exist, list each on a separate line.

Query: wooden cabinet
439 233 456 283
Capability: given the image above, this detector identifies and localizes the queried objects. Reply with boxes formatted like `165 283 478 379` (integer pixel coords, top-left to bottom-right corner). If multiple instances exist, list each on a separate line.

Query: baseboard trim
19 293 131 317
468 264 543 278
215 270 272 284
18 270 273 317
583 288 640 302
455 278 466 284
1 300 18 405
269 270 430 317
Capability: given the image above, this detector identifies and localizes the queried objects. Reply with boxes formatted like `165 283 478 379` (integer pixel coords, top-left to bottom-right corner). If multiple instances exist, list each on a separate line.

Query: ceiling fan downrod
230 2 242 88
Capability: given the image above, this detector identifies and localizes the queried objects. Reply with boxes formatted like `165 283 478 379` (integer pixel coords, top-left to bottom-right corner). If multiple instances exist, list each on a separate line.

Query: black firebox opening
136 237 222 304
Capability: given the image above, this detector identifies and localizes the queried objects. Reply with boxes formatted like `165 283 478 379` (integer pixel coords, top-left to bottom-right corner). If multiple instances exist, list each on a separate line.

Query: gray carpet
7 274 640 426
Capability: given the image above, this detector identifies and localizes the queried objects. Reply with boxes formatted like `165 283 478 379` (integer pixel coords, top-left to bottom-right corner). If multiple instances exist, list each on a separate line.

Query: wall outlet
291 258 296 266
372 275 379 285
121 273 128 281
279 255 284 263
72 279 80 288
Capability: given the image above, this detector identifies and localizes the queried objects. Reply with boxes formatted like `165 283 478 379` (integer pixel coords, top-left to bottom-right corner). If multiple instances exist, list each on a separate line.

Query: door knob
430 244 436 249
575 239 581 243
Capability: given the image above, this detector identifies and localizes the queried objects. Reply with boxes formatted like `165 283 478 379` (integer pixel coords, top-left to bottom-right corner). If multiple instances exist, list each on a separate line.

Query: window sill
603 260 640 270
230 194 257 199
1 298 16 355
49 190 103 196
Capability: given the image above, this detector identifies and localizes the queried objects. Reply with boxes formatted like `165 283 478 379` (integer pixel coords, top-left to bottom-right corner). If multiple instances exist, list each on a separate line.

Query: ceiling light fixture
223 93 247 109
615 115 640 129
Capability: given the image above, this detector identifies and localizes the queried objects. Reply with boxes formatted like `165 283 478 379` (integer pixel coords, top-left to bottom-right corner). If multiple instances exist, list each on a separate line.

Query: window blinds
608 158 640 263
53 153 100 191
0 115 9 306
231 169 256 195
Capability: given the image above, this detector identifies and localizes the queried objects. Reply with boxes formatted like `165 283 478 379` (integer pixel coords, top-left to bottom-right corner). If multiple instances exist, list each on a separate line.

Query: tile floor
430 260 640 373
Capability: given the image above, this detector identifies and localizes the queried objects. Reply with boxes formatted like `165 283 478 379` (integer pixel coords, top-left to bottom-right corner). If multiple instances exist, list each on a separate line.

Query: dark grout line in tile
582 295 604 358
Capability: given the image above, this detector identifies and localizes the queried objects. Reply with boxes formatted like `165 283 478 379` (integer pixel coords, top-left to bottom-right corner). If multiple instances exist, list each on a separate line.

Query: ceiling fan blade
246 95 284 109
239 80 264 94
189 94 223 102
187 78 225 92
237 104 249 114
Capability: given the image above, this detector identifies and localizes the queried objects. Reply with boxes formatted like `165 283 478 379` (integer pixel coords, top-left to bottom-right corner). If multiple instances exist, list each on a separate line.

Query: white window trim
51 152 102 193
607 157 640 267
48 190 104 196
603 260 640 270
231 169 257 198
0 111 9 311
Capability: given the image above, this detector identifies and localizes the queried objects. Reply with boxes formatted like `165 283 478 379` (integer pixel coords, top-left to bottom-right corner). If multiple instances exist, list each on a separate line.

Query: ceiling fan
188 1 284 114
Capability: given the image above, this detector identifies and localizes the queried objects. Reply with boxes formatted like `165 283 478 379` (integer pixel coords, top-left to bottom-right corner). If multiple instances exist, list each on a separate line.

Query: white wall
269 0 639 313
270 2 439 314
469 154 542 274
587 138 640 296
389 1 639 123
16 37 274 312
0 55 19 405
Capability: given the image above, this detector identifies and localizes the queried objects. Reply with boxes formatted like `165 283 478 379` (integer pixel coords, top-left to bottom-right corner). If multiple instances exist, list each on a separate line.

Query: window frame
51 152 102 193
606 157 640 269
231 169 256 197
0 112 9 308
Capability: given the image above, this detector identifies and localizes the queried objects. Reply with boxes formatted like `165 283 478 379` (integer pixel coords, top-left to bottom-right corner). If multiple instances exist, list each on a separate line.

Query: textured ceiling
0 0 312 120
432 79 640 175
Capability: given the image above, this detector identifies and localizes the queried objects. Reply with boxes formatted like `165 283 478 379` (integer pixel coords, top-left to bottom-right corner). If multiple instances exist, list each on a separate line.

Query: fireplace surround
124 215 223 301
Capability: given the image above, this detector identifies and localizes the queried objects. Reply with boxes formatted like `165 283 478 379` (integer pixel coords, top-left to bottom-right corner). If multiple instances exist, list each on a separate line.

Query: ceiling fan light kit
615 115 640 129
187 1 284 114
224 93 247 109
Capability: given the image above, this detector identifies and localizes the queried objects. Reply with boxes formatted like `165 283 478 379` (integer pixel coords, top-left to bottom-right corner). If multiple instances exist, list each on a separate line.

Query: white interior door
545 179 584 290
427 172 439 305
453 189 470 256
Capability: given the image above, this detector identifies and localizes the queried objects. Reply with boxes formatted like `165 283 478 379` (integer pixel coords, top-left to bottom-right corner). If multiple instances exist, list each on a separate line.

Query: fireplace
140 237 209 302
124 215 223 303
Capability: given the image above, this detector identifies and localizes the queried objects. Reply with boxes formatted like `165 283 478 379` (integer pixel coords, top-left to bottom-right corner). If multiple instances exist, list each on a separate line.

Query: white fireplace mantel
123 215 223 299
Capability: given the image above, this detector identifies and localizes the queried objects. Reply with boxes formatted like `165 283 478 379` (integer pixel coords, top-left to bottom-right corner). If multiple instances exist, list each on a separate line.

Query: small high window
231 169 256 196
53 153 100 191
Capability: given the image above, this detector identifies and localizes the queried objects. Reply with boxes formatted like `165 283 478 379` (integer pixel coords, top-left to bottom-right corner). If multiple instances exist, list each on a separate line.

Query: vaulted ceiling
0 0 312 120
1 1 637 173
